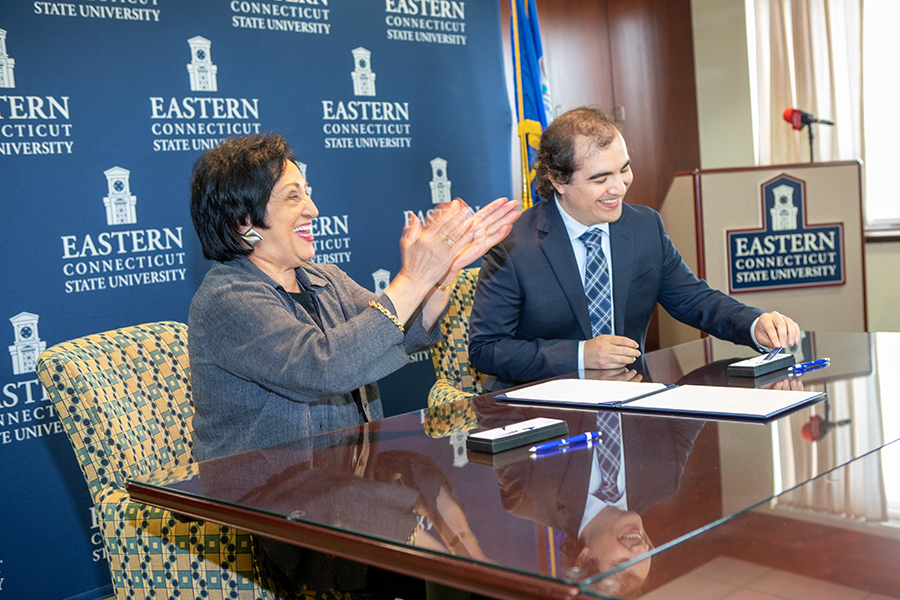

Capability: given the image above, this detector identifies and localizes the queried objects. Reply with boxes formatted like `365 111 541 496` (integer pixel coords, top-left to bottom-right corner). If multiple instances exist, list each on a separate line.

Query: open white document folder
496 379 825 420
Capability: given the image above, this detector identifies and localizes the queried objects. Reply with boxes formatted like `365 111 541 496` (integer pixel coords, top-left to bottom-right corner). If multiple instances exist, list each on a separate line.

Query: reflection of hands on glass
416 527 487 561
411 483 489 561
584 367 643 383
762 378 805 391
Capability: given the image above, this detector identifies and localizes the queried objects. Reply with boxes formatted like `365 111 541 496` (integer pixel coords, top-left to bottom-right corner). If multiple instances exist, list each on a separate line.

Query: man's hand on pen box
584 366 643 383
755 311 801 349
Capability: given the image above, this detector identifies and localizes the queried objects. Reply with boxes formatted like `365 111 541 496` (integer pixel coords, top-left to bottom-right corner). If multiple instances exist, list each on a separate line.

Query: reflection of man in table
469 106 800 391
482 402 704 595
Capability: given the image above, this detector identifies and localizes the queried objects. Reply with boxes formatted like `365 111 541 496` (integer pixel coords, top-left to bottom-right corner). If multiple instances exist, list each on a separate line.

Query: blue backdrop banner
0 2 511 598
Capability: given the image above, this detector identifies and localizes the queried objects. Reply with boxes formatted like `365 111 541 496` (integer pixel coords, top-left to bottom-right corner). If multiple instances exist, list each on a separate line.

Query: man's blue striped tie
593 410 623 504
579 229 613 337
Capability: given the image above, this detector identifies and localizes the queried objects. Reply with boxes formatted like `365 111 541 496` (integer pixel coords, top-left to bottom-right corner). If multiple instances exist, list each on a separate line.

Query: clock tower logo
296 160 312 199
372 268 390 295
187 36 218 92
351 47 376 97
429 158 451 204
0 28 16 88
8 312 46 376
103 166 138 226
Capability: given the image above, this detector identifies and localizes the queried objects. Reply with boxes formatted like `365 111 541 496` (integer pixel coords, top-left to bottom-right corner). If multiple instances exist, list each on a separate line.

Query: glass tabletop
129 331 900 599
582 438 900 599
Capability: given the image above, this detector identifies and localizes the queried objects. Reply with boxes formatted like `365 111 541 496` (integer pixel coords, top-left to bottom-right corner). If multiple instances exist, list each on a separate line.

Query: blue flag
512 0 551 128
511 0 552 207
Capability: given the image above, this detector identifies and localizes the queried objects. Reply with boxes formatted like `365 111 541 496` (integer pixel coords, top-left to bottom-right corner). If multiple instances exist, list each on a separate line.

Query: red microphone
783 108 834 130
801 415 852 441
783 108 804 130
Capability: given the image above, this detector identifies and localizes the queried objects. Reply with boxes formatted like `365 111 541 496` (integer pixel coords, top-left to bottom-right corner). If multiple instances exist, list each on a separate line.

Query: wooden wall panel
502 0 701 349
534 0 616 115
607 0 701 211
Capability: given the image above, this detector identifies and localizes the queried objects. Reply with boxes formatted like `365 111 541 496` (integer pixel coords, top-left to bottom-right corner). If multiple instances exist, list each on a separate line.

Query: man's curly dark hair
533 106 622 202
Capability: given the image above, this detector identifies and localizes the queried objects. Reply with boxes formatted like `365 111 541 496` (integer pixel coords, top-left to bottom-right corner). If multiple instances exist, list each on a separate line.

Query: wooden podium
657 161 867 348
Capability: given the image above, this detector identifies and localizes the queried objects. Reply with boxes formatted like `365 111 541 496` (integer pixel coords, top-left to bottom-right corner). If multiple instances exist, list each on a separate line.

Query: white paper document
498 379 670 405
497 378 825 420
624 384 822 419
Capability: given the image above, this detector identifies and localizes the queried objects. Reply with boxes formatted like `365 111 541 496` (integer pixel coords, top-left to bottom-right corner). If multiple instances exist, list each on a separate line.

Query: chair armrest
97 487 276 598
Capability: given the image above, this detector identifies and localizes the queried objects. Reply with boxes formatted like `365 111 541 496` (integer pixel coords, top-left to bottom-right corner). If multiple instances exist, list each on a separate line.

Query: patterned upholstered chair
427 268 487 407
36 321 359 600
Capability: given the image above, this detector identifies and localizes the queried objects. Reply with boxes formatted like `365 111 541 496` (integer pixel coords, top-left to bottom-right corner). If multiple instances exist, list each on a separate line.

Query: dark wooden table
128 331 900 599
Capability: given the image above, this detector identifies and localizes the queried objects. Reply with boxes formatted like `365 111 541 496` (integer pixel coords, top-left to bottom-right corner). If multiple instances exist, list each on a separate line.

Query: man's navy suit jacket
469 200 762 389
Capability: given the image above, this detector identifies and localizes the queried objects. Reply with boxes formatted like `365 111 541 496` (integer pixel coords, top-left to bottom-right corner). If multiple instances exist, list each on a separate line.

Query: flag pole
511 0 532 209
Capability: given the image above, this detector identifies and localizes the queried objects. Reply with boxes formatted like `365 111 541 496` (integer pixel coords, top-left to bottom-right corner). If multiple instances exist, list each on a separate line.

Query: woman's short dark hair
190 134 297 261
533 107 621 202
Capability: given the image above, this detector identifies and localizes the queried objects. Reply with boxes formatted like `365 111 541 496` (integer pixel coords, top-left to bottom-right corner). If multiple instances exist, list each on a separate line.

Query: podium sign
659 162 865 348
728 174 845 292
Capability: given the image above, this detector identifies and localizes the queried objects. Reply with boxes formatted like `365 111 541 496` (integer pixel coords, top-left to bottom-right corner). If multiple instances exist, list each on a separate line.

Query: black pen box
466 445 533 468
727 366 796 388
465 417 568 454
727 353 795 377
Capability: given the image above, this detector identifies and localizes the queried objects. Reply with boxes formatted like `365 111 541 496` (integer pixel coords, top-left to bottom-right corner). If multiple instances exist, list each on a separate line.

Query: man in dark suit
469 106 799 390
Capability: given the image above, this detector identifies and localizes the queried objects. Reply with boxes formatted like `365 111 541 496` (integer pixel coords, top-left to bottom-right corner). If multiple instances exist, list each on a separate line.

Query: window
862 1 900 225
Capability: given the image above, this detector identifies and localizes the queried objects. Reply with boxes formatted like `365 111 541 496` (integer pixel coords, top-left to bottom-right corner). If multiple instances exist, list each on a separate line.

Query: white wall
691 0 756 169
865 242 900 332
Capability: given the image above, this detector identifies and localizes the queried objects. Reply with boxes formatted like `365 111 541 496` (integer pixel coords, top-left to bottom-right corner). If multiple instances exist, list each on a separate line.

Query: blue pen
529 431 601 453
789 362 830 377
529 441 593 459
762 347 782 361
789 358 830 372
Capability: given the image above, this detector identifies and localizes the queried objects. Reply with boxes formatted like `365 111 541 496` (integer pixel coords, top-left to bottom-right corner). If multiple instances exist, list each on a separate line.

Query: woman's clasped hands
399 197 519 287
388 196 519 329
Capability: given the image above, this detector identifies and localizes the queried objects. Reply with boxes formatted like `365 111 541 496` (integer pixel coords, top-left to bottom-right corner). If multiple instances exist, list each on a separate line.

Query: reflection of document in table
497 379 825 420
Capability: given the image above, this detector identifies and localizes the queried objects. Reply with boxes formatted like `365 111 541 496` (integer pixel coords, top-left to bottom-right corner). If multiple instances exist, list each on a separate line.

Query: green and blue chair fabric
36 321 365 600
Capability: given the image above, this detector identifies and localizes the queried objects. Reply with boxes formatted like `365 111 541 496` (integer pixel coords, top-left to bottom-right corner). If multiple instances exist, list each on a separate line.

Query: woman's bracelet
448 530 477 553
368 301 405 333
406 524 419 545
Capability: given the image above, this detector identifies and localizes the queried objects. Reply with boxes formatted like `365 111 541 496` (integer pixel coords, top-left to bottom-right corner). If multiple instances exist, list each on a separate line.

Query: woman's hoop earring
240 228 263 248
